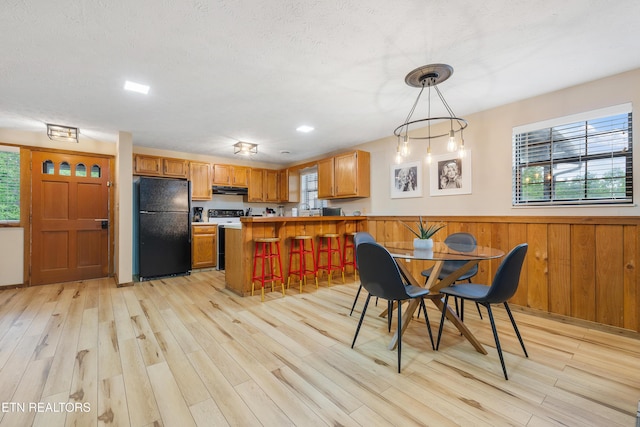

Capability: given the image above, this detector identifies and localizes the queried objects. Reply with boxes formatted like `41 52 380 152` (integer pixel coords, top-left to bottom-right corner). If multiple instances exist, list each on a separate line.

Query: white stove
207 209 244 270
206 209 244 225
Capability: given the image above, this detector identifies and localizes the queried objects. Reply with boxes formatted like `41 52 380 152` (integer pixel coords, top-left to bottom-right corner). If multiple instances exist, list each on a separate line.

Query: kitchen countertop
240 215 367 223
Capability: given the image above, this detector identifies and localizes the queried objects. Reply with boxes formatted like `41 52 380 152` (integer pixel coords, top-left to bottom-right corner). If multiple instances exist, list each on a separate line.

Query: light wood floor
0 270 638 427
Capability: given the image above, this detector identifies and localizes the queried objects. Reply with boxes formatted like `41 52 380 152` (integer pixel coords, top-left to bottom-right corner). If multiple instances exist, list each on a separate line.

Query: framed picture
429 151 472 196
390 161 422 198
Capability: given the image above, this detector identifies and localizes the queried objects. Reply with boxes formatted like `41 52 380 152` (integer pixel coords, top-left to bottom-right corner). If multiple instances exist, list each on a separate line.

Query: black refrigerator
137 177 191 280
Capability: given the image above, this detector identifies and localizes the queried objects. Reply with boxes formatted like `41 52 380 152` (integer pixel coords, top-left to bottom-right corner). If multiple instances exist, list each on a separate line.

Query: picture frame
429 150 472 196
390 161 422 198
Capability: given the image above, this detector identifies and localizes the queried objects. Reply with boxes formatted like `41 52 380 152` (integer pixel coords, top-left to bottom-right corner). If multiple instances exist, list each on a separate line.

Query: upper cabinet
163 158 189 178
134 154 189 179
264 169 279 202
280 168 299 203
212 164 249 187
190 161 212 200
247 168 264 202
318 150 370 199
317 157 335 199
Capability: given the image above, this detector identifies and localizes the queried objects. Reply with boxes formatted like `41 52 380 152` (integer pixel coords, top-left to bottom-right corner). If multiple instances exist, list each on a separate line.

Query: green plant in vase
400 217 445 250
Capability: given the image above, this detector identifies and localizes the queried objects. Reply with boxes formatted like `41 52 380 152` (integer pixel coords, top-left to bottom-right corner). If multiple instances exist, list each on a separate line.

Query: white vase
413 238 433 250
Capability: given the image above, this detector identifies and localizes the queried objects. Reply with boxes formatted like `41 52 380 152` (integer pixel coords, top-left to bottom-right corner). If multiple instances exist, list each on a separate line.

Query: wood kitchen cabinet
190 161 212 200
317 157 335 198
192 225 217 269
247 168 282 202
133 154 189 179
247 168 264 202
318 150 370 199
212 164 249 187
279 168 299 203
264 169 279 202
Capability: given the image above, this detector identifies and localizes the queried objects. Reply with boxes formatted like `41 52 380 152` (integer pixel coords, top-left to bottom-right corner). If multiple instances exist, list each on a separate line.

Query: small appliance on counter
193 207 204 222
322 207 342 216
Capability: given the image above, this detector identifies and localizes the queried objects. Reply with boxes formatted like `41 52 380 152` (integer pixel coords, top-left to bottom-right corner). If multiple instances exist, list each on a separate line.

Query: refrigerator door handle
140 211 156 214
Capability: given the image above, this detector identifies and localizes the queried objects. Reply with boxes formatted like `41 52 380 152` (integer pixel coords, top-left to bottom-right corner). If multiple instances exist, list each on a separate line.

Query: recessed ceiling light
124 80 150 95
296 125 314 133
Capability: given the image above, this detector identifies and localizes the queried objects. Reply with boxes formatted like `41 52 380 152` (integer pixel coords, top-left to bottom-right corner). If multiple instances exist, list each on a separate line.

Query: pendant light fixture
393 64 467 163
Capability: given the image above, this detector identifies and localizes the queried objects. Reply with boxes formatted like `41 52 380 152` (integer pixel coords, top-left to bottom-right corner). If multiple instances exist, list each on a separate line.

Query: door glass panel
75 163 87 177
43 160 55 174
60 161 71 176
91 164 101 178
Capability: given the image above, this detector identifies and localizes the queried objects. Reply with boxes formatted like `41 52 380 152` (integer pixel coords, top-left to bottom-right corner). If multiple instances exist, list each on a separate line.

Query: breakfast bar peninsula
225 216 368 296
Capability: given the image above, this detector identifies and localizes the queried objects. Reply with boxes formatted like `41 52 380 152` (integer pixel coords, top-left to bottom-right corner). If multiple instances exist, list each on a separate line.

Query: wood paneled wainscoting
366 216 640 333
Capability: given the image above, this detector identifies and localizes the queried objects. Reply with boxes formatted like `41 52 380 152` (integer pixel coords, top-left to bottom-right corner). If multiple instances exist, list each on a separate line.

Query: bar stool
342 231 357 280
251 237 284 301
316 233 345 286
287 235 318 293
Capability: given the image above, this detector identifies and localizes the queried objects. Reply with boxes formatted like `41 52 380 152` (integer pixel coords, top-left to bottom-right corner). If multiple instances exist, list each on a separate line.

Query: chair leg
476 302 483 319
504 302 528 357
436 295 450 350
419 298 435 350
351 294 372 349
387 300 393 332
459 298 464 322
349 284 363 316
485 304 509 380
397 299 402 373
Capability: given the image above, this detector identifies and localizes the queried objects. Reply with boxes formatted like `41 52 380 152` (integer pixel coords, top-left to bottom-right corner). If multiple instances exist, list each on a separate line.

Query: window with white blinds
300 167 326 209
512 104 633 206
0 145 20 222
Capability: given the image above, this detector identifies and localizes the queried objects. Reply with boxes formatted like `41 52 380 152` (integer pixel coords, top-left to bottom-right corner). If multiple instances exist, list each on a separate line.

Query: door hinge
107 181 112 187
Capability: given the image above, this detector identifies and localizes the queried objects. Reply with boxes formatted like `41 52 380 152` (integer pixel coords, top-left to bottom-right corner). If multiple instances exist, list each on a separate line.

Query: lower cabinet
191 225 217 269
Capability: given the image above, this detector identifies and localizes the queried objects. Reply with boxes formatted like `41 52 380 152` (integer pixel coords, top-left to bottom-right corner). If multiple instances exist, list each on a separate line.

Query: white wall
0 228 23 286
116 132 133 285
342 68 640 217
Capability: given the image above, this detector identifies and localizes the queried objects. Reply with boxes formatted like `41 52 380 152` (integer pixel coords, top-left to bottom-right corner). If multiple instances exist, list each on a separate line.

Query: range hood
212 185 248 195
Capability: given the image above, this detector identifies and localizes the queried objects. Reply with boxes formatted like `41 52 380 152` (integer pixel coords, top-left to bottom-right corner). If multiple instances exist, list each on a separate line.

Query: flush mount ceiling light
124 80 150 94
46 124 78 143
296 125 314 133
233 141 258 156
393 64 468 163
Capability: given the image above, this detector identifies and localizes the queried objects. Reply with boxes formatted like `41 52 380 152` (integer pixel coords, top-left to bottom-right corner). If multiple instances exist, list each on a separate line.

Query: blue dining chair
349 231 376 316
351 242 435 373
421 232 483 320
435 243 529 380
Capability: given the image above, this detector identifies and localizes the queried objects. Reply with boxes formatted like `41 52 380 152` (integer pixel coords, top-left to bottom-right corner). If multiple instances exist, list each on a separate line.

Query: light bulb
447 130 457 152
395 148 402 164
401 135 409 156
458 140 465 158
426 145 432 164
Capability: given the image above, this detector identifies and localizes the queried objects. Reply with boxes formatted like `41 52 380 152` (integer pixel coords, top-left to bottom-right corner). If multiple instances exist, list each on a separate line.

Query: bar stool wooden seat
251 237 284 301
316 233 345 286
287 235 318 293
343 231 357 280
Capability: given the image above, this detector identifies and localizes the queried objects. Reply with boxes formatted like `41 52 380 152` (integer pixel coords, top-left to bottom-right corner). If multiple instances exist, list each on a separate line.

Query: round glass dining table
381 241 504 353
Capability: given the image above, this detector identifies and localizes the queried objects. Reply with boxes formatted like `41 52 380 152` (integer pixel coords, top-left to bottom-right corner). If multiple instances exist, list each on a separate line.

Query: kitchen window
512 104 633 206
300 167 326 209
0 145 20 223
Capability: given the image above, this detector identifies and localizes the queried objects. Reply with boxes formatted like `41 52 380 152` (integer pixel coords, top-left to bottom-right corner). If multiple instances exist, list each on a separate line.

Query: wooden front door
31 151 111 285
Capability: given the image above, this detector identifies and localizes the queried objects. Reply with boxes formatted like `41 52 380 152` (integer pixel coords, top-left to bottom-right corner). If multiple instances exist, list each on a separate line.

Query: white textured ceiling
1 0 640 164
